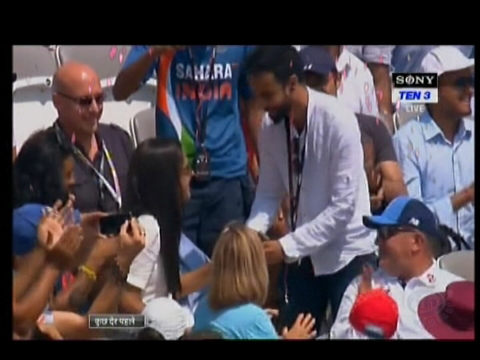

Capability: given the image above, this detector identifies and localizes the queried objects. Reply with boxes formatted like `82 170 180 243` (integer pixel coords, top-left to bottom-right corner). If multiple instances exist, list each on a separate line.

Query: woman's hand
45 226 83 270
116 218 146 271
282 313 316 340
37 197 75 250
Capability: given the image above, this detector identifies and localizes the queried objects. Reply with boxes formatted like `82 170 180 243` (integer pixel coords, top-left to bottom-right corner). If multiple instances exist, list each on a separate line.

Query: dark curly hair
13 128 73 209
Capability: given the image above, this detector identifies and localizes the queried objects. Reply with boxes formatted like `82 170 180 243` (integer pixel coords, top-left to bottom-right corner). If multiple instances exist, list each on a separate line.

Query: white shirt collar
381 260 440 288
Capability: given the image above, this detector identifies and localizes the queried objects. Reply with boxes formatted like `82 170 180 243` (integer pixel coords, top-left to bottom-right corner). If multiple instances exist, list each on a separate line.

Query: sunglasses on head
57 92 105 107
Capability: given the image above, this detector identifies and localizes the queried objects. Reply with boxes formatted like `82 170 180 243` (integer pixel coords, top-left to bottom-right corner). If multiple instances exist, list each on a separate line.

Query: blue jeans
182 175 253 258
278 253 377 333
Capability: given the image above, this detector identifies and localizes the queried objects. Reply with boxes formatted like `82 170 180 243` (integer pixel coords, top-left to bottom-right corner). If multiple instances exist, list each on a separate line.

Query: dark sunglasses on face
57 92 105 107
454 76 474 89
377 226 417 242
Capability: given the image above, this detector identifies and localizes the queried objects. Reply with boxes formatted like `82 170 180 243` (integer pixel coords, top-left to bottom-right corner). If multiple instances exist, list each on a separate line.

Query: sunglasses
453 76 474 89
57 92 105 107
376 226 417 242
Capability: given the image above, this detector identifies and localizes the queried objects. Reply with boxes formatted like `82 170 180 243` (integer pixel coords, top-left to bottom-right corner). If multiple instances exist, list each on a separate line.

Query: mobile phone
99 213 132 236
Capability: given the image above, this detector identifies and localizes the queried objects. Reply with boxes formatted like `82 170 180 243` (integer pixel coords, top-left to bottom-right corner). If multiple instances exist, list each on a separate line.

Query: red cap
349 289 399 339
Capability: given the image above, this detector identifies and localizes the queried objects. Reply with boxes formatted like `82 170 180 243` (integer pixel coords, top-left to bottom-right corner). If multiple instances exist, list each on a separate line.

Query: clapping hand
46 226 83 270
282 313 317 340
37 197 75 250
358 265 374 296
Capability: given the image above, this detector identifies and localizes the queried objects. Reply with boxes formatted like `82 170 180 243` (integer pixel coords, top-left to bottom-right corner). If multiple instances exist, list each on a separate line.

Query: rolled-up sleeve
279 112 363 259
246 123 285 234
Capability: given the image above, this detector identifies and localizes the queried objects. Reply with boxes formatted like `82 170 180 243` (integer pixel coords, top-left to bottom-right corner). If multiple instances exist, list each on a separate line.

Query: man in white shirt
320 46 379 117
243 46 377 332
292 46 379 117
330 196 463 339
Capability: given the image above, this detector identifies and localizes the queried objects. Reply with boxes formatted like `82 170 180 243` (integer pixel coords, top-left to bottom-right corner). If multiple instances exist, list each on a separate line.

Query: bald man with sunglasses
50 62 134 213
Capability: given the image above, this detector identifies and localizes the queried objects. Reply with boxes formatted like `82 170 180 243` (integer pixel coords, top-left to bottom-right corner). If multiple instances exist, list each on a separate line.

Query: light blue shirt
393 112 474 248
178 233 210 314
193 300 278 340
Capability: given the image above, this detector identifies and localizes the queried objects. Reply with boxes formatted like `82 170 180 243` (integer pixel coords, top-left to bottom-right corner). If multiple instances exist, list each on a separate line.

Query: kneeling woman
120 139 210 317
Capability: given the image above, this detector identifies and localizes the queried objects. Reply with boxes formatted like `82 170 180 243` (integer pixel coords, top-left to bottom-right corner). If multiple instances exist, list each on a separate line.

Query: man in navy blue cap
331 196 463 339
299 46 407 214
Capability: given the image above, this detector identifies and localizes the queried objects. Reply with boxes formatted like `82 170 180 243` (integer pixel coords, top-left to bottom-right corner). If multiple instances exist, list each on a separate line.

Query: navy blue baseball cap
13 204 81 256
363 196 440 238
299 46 337 76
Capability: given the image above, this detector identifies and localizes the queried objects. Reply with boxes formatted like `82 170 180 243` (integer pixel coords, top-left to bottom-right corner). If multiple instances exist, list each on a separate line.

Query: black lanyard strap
188 46 217 149
284 117 308 231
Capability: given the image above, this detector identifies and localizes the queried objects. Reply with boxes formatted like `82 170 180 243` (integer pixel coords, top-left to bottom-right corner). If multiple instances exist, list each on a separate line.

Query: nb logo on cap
409 218 419 226
304 64 313 70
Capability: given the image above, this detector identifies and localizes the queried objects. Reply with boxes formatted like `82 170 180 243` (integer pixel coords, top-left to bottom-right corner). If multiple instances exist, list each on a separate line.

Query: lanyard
281 114 308 307
188 46 217 148
284 115 308 231
73 144 122 209
53 121 122 209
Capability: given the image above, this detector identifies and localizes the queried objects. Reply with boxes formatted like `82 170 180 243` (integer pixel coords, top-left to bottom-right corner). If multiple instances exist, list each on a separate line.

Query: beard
268 102 292 124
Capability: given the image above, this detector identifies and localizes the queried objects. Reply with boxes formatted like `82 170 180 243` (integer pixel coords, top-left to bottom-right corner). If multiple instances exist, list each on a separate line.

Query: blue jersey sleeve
122 45 158 85
238 45 257 100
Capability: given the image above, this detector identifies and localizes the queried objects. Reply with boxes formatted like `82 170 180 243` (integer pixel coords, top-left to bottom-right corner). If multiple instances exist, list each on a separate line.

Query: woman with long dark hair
121 138 211 316
13 128 75 210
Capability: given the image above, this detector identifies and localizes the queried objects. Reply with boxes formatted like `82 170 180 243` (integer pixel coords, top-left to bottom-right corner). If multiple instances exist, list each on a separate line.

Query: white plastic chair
130 108 156 147
56 45 131 80
13 46 58 149
438 251 475 282
100 77 156 133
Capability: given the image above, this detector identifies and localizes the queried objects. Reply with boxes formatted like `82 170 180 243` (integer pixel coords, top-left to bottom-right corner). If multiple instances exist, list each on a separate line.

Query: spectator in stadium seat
113 45 264 258
194 223 316 340
120 138 211 321
13 200 82 335
350 45 475 133
12 129 122 316
50 62 134 214
313 46 379 118
244 46 377 334
299 46 407 214
331 197 464 339
346 45 396 134
13 129 79 266
393 47 474 250
16 217 147 340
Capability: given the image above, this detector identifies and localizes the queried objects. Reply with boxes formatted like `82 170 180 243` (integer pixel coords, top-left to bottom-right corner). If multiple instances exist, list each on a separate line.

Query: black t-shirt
356 114 397 164
62 123 134 213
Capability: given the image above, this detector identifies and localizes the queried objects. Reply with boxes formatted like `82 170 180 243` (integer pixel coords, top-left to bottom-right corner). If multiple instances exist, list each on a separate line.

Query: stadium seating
56 45 131 80
438 250 475 282
13 46 58 149
130 108 156 147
